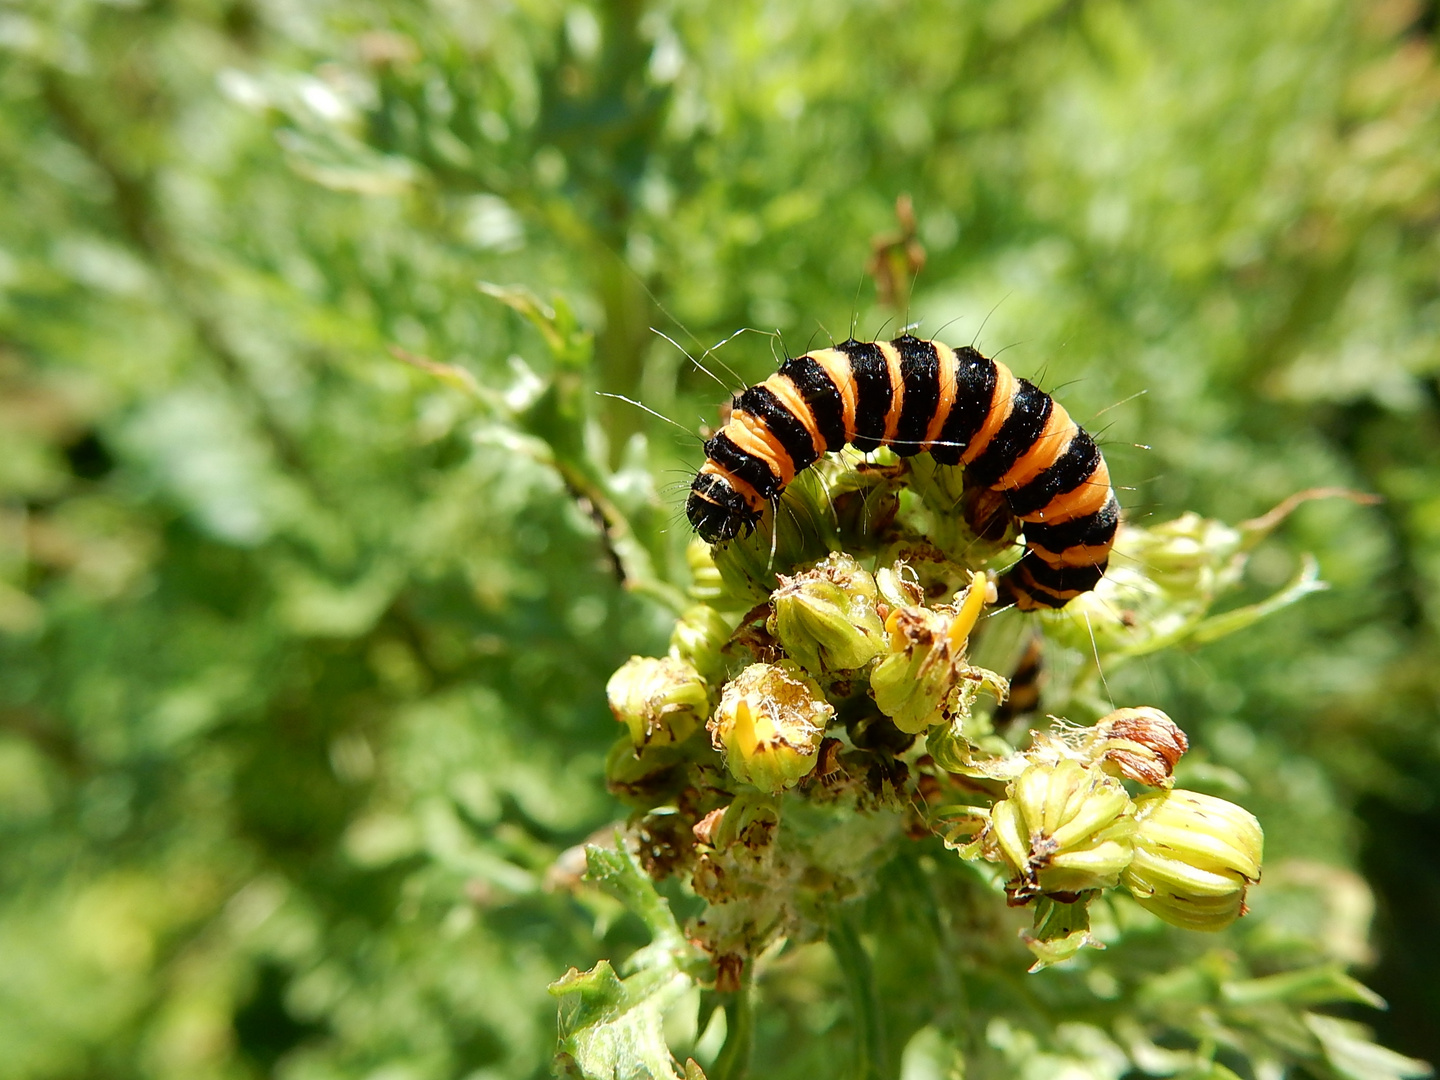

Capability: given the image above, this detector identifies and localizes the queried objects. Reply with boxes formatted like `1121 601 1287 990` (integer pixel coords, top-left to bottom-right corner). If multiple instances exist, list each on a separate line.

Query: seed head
1085 707 1190 788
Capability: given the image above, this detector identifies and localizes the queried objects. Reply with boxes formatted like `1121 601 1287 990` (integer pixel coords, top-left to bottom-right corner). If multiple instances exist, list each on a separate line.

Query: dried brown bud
692 808 726 849
1086 707 1190 788
714 954 745 993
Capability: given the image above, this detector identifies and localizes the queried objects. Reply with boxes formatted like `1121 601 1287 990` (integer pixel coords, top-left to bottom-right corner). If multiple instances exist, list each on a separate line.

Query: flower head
708 662 832 793
1121 788 1263 931
606 656 709 748
987 759 1136 903
871 571 994 734
768 552 887 674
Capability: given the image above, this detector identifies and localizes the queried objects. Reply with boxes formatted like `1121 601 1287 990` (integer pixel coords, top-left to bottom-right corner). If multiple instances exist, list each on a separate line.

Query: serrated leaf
550 960 690 1080
549 844 707 1079
583 842 690 962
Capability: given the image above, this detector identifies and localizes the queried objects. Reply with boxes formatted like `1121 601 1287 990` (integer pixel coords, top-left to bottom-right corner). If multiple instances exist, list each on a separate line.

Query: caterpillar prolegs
685 336 1119 610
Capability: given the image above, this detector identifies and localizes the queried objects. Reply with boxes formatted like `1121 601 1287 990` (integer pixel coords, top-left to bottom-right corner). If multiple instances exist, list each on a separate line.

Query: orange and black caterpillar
686 335 1119 610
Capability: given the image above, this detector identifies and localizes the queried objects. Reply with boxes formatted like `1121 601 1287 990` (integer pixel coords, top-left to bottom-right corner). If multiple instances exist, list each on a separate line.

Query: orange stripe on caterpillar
686 335 1118 610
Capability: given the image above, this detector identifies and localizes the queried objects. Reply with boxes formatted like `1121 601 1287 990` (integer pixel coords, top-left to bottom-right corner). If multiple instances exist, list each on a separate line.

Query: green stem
830 916 888 1080
709 981 755 1080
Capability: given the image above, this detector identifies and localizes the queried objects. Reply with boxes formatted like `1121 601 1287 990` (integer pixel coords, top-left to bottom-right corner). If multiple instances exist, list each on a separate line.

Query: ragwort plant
9 3 1439 1078
450 297 1424 1080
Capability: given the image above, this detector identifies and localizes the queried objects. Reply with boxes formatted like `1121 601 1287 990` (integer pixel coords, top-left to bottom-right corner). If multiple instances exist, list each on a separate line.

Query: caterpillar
685 335 1119 611
993 634 1044 728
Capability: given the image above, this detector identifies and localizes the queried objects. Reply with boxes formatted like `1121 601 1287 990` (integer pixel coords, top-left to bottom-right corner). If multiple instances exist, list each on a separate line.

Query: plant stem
831 916 888 1080
709 980 755 1080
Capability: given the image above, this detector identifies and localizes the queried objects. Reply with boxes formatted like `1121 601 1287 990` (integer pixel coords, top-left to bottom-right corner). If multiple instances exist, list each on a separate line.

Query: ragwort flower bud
694 791 781 855
606 656 709 748
604 736 687 806
1121 789 1263 931
1085 707 1190 788
687 537 726 601
988 759 1136 903
768 553 886 674
668 604 733 682
708 662 832 793
1133 513 1243 594
871 571 993 734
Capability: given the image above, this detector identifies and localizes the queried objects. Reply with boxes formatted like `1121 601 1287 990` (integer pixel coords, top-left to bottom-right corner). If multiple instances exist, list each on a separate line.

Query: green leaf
1304 1014 1433 1080
1188 554 1328 646
550 960 692 1080
1023 897 1104 972
1221 964 1386 1009
478 281 593 369
583 842 691 962
549 844 707 1079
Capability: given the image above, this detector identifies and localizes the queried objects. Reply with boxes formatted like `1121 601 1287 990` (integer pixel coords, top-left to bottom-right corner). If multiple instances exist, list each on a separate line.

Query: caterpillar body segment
685 336 1119 611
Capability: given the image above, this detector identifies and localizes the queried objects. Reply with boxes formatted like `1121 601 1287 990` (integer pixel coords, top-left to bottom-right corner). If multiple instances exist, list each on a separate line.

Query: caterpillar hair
685 335 1119 611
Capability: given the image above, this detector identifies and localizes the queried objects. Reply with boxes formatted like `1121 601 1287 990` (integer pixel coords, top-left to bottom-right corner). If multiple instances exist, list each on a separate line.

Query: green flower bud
606 656 709 748
987 759 1136 903
707 473 836 603
694 791 781 854
604 736 687 806
687 538 726 601
669 604 733 682
1045 512 1285 659
871 571 992 734
708 662 832 793
874 561 924 610
768 553 886 674
1083 707 1190 788
1121 789 1263 931
1133 513 1243 594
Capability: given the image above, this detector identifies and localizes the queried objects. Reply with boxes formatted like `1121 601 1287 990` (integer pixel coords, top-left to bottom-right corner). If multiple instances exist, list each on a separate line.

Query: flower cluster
595 458 1289 983
972 722 1262 932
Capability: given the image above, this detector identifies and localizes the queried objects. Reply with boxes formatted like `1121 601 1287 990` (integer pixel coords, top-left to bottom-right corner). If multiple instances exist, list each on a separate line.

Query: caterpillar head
687 472 762 543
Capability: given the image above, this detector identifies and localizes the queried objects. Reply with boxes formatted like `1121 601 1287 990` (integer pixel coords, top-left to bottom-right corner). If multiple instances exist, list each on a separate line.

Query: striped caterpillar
685 336 1119 610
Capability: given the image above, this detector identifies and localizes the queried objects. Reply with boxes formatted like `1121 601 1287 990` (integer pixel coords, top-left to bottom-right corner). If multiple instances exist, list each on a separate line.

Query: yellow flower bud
606 656 709 748
768 553 887 674
871 571 993 734
1120 789 1263 931
708 662 832 793
987 759 1136 903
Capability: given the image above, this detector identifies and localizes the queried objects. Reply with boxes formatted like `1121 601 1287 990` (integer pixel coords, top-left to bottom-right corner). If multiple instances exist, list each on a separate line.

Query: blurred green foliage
3 0 1440 1077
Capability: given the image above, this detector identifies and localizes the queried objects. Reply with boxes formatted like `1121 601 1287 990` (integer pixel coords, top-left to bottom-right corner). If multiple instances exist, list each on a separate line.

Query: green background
2 0 1438 1076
